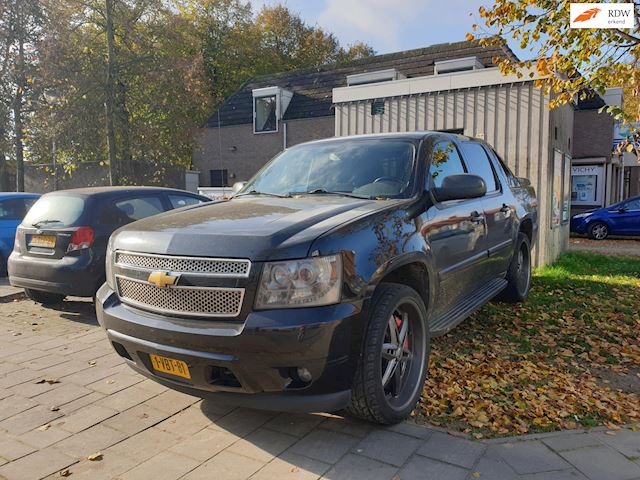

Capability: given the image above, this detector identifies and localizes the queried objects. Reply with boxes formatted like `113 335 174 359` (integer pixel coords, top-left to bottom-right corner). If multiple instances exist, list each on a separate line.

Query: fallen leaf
35 378 60 385
50 406 60 412
87 452 103 461
38 424 51 431
472 472 481 478
88 360 96 366
58 469 71 477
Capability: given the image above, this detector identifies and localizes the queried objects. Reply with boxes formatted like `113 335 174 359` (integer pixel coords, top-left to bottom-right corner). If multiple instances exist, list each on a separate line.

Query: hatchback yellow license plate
29 235 56 248
149 354 191 379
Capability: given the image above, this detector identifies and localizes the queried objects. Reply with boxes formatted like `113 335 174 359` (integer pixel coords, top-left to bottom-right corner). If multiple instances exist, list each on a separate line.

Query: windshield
240 139 417 199
23 195 86 228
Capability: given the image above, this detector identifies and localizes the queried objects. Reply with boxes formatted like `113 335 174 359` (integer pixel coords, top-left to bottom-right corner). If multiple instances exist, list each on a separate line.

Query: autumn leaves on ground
417 252 640 438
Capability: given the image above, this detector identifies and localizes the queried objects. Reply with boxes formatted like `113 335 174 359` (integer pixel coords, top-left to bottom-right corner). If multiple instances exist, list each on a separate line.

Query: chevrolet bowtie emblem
148 271 179 288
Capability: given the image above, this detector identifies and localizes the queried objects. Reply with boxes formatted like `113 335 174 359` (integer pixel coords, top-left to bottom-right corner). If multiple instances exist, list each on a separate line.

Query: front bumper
8 250 103 297
96 284 364 412
570 217 589 234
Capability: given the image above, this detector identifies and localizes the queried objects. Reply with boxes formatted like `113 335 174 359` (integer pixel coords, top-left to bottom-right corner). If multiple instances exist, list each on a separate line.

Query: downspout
283 122 287 150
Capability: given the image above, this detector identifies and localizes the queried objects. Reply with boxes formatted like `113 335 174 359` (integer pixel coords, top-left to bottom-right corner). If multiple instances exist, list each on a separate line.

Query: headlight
572 212 591 219
255 254 342 309
105 238 115 291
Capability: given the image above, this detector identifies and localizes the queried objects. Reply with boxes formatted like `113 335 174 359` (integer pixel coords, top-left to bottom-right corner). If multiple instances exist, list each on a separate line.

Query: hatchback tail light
67 226 94 252
13 228 21 252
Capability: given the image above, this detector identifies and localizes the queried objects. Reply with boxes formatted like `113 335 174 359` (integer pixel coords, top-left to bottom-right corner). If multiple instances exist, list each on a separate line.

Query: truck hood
111 195 404 261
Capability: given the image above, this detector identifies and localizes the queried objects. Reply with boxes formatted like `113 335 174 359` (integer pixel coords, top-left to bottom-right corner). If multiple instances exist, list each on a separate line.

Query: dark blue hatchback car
570 195 640 240
0 193 40 275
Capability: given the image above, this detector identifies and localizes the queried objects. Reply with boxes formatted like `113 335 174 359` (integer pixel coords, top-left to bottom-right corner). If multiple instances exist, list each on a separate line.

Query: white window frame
252 86 282 134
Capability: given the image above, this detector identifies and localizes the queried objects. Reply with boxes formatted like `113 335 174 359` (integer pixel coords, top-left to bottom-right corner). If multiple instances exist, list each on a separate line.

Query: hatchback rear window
22 195 85 228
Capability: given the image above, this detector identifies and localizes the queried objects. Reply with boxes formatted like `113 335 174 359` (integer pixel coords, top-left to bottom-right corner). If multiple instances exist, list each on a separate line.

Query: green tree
469 0 640 124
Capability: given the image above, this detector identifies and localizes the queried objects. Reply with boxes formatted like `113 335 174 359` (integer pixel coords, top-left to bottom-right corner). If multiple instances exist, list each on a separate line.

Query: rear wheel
347 283 429 424
498 232 532 303
24 289 65 305
588 221 609 240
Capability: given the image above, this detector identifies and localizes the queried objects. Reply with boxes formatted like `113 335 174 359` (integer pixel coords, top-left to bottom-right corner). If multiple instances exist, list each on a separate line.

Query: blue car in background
570 195 640 240
0 193 40 275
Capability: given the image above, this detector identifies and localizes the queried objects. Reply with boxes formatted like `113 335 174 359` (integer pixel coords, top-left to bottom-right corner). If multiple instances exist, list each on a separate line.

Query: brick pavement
0 297 639 480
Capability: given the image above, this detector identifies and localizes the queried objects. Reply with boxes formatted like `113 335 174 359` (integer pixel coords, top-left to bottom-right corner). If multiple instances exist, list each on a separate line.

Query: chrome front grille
115 251 250 277
116 276 244 318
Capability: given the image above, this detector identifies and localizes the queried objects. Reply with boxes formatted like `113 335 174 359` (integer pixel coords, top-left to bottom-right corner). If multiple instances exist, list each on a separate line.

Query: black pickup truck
96 132 537 424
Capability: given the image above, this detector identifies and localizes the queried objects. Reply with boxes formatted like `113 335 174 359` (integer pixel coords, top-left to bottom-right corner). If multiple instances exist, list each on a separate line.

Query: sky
252 0 531 59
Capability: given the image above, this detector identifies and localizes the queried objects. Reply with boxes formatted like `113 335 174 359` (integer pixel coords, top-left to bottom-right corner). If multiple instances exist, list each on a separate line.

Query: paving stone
289 429 359 464
321 452 398 480
253 451 331 480
0 438 36 462
59 451 140 480
211 407 275 437
107 427 180 464
0 405 64 435
522 469 589 479
60 365 115 386
8 377 63 398
0 447 76 480
182 450 265 480
0 368 43 388
142 388 199 415
227 428 298 463
168 426 239 462
36 337 79 351
472 455 520 480
59 391 106 414
55 404 118 433
385 422 436 439
6 348 49 363
86 372 142 395
597 429 640 459
319 416 373 438
32 383 93 407
119 450 200 480
0 394 38 421
39 359 93 379
156 407 218 438
17 425 72 449
353 430 421 467
20 353 70 370
263 413 325 438
497 441 570 475
102 403 170 435
559 445 640 480
52 423 128 458
136 378 170 394
96 384 157 412
398 455 469 480
542 434 604 452
416 431 486 469
70 345 113 362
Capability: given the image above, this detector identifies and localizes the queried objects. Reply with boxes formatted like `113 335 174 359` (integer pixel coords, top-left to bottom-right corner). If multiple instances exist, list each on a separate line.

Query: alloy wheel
592 223 608 240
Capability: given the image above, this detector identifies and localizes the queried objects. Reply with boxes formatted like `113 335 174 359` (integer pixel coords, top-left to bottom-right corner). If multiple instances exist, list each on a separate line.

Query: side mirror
517 177 531 187
618 207 628 213
231 181 246 196
433 174 486 202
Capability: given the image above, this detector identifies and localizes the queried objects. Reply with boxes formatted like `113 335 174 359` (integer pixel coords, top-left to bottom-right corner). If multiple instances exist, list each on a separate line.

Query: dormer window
434 56 484 75
252 86 293 134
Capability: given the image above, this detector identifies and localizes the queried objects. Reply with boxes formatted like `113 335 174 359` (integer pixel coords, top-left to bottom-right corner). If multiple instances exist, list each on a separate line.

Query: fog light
296 367 313 383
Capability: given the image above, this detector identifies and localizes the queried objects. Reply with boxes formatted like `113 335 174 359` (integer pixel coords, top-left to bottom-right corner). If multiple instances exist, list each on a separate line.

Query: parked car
9 186 210 304
570 195 640 240
96 133 537 424
0 193 40 275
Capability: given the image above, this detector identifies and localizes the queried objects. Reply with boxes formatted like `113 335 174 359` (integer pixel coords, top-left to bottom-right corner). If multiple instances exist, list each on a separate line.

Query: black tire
498 232 532 303
24 288 65 305
347 283 430 425
0 253 6 277
588 221 609 240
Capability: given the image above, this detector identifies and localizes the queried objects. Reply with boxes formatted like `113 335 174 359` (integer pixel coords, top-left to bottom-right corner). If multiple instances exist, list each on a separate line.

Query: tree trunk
118 81 132 182
105 0 118 186
0 151 9 191
14 37 25 192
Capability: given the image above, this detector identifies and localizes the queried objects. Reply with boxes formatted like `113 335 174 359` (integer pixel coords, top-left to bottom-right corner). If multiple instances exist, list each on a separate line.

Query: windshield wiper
292 189 372 200
32 219 63 228
235 190 291 199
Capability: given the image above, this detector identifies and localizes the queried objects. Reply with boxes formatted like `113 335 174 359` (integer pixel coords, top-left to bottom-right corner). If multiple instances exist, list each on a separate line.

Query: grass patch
416 252 640 437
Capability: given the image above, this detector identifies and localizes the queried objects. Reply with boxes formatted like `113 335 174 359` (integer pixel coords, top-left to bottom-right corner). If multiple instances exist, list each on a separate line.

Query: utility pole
14 34 25 192
105 0 118 186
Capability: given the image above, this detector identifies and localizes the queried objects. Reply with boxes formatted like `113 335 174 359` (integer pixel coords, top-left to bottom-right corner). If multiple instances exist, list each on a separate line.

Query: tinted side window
625 198 640 210
168 194 202 209
428 141 466 188
0 198 36 220
460 142 498 192
114 196 164 222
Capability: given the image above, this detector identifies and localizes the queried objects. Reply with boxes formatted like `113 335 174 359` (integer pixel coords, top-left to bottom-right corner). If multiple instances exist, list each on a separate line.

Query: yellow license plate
30 235 56 248
149 354 191 379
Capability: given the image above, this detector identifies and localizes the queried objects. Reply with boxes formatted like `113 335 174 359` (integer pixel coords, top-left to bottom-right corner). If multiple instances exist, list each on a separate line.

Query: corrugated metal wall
334 81 570 266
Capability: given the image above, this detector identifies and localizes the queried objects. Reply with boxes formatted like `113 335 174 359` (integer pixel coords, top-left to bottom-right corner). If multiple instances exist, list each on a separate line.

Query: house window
255 95 277 133
371 99 385 115
210 169 229 187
